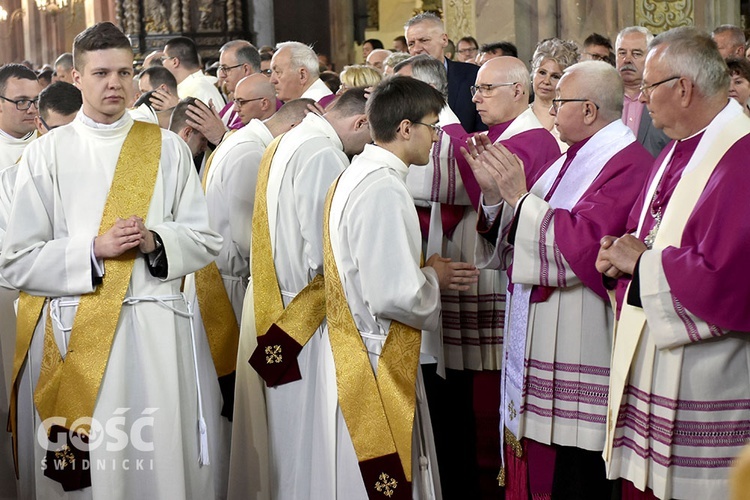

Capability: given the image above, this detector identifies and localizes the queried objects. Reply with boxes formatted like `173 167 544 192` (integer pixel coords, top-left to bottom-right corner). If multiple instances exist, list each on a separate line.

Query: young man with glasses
325 75 478 499
470 60 652 499
0 64 41 166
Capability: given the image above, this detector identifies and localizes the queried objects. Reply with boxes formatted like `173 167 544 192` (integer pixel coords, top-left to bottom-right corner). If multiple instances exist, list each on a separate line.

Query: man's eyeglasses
584 51 610 62
550 98 600 113
38 115 57 132
470 82 517 97
457 47 478 55
160 55 176 63
233 97 265 107
218 64 243 74
413 121 443 135
0 95 38 111
260 69 272 76
639 76 680 98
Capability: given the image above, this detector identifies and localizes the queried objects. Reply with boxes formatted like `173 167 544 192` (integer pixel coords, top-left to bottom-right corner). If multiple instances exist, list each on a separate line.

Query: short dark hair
727 56 750 81
236 44 262 73
326 87 367 116
169 96 201 133
260 52 272 62
73 22 132 71
393 35 407 46
0 63 38 95
364 38 384 50
38 81 82 119
366 76 444 143
140 66 178 95
319 70 341 94
37 69 53 87
458 36 479 49
584 33 613 50
164 36 200 68
479 41 518 58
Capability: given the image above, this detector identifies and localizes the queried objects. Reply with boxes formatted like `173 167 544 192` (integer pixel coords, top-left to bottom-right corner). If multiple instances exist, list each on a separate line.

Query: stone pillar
251 0 274 47
443 0 475 43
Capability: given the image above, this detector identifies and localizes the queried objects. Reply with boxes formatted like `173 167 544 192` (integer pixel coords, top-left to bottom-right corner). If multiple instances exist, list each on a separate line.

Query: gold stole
248 135 326 385
323 177 421 499
193 129 240 377
28 120 162 437
604 112 750 463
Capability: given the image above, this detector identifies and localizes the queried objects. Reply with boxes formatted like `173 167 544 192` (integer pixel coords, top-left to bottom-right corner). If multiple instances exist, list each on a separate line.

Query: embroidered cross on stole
247 134 327 386
322 176 422 499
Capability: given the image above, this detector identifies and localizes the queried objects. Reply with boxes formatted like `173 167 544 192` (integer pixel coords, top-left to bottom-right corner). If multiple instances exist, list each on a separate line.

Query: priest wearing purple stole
467 60 653 498
597 27 750 500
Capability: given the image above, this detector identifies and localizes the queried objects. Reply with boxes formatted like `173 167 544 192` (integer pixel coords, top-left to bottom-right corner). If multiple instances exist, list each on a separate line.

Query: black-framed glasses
0 95 38 111
233 97 264 107
470 82 517 97
550 98 600 113
38 114 54 132
413 121 443 135
260 69 272 76
218 64 243 74
457 47 478 55
639 75 680 98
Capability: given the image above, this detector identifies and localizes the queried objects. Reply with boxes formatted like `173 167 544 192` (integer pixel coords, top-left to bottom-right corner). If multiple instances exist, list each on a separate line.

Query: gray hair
531 38 580 75
712 24 746 49
275 41 320 79
649 27 729 97
384 52 411 69
54 52 73 70
616 26 654 49
404 12 444 31
394 54 448 97
563 61 623 122
220 40 261 73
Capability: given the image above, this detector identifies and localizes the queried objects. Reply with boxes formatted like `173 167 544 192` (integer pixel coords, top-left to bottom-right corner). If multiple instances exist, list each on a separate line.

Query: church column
251 0 274 47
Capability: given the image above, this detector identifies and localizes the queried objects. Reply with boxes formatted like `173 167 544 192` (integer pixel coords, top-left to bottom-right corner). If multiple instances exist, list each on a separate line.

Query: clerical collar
0 128 33 141
78 109 130 129
678 124 708 142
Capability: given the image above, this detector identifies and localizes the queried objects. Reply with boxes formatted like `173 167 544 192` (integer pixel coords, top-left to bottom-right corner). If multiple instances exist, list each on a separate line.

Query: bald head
472 57 530 127
233 73 277 124
366 49 392 73
553 61 624 145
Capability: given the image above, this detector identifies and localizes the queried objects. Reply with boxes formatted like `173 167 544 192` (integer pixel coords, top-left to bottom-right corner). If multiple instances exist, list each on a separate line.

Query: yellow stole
323 177 421 499
248 135 326 385
193 130 240 377
29 120 162 437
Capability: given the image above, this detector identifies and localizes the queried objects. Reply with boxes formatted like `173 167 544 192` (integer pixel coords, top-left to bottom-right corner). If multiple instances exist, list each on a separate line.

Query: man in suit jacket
405 13 486 132
616 26 670 157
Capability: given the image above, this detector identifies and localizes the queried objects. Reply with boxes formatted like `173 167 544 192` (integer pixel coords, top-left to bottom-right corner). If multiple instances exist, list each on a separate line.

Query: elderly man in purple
467 60 652 498
596 27 750 500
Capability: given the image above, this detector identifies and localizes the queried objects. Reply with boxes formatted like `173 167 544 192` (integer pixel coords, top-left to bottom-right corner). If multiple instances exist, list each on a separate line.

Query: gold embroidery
497 467 506 486
54 445 75 469
508 400 517 420
374 472 398 497
323 179 420 481
504 427 523 458
265 345 282 364
34 121 162 437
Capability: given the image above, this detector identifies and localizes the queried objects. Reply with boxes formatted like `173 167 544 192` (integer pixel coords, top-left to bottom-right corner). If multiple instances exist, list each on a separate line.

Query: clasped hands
595 234 648 279
94 216 156 259
425 254 480 291
460 133 528 207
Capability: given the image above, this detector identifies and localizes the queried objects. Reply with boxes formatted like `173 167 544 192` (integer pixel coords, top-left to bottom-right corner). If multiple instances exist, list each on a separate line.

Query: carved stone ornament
636 0 693 34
